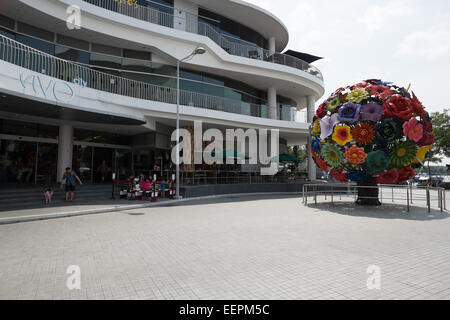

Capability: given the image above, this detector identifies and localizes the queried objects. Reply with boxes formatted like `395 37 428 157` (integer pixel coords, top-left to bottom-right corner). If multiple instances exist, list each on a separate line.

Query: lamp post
176 46 206 199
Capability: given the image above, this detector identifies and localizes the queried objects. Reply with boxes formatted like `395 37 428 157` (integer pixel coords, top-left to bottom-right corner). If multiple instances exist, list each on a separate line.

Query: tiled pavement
0 194 449 300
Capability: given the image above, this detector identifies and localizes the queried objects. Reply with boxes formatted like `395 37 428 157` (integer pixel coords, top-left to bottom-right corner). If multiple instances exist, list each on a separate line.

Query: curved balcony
0 34 302 122
81 0 323 81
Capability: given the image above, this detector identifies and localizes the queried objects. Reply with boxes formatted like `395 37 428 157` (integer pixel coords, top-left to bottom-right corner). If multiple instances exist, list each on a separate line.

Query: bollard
380 186 383 204
406 186 410 213
440 189 443 212
410 182 413 204
444 189 447 211
314 186 317 205
392 187 394 203
331 186 334 205
426 187 431 213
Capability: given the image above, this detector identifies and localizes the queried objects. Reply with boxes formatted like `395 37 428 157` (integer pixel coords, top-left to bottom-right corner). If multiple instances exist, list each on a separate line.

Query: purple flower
320 113 339 140
361 102 384 122
338 102 361 123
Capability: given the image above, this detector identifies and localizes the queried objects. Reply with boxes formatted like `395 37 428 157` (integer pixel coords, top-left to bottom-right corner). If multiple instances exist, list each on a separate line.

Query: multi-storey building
0 0 324 185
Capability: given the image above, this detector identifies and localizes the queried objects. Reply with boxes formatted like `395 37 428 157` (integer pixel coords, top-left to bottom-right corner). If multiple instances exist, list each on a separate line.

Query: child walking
44 187 54 205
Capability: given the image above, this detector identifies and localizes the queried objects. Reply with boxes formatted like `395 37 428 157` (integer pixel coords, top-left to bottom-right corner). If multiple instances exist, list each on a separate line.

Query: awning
282 50 323 64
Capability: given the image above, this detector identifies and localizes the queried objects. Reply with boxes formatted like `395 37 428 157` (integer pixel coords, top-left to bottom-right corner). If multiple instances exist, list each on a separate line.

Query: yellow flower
332 125 353 146
312 119 321 136
412 145 433 164
346 88 369 103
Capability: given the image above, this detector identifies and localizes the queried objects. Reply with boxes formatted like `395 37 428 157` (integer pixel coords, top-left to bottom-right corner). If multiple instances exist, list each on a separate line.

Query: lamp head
194 47 206 55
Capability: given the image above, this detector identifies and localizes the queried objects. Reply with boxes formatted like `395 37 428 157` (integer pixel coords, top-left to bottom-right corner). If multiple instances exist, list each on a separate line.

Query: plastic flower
383 94 413 120
322 143 344 168
327 96 342 112
346 88 369 103
312 119 321 136
375 119 401 143
332 125 353 146
316 102 328 119
376 170 399 184
361 102 384 122
319 113 339 140
352 123 375 145
390 141 418 167
411 145 433 164
311 138 322 153
411 92 426 118
313 153 329 173
337 102 361 123
402 118 423 142
366 151 389 173
344 145 368 165
397 166 415 184
348 170 369 182
330 169 348 183
417 131 435 147
367 85 394 100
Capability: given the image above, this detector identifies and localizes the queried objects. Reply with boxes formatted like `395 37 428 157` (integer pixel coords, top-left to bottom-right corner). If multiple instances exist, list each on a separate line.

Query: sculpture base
356 179 381 206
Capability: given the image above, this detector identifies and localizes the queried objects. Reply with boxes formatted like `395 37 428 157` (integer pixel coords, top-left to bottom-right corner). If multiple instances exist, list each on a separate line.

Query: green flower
366 150 389 173
390 140 417 167
327 96 342 112
346 88 369 103
322 143 344 168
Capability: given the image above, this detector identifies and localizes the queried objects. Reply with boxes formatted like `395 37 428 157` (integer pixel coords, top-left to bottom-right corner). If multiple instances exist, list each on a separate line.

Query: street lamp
176 46 206 199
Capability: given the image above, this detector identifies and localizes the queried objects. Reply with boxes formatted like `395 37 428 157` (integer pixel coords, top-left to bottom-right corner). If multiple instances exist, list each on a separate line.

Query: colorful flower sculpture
311 79 434 190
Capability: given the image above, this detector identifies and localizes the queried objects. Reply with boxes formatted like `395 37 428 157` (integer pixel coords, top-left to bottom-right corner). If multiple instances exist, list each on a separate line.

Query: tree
430 109 450 160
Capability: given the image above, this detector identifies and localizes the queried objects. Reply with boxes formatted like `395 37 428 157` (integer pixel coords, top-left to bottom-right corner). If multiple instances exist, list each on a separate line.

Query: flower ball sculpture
311 79 434 205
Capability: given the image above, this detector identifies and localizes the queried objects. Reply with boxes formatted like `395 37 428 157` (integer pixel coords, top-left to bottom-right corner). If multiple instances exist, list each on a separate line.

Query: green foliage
430 109 450 159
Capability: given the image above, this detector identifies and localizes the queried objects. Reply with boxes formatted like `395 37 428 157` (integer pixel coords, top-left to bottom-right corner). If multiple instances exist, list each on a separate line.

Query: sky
248 0 450 165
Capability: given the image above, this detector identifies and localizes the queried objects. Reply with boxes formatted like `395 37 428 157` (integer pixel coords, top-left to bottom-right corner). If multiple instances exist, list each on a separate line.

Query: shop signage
19 73 77 102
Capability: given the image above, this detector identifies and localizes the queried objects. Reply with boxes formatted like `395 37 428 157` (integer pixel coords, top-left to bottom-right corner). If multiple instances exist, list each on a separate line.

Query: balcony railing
81 0 323 81
0 34 299 121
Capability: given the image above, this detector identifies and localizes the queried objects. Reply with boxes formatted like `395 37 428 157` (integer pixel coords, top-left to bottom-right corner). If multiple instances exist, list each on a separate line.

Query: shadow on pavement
306 202 449 221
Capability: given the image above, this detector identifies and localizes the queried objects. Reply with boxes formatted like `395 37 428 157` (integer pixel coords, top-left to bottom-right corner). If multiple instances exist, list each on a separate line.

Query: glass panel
73 145 92 184
55 45 90 64
36 143 57 185
0 140 36 183
115 149 133 181
16 34 55 55
93 148 113 183
0 27 15 39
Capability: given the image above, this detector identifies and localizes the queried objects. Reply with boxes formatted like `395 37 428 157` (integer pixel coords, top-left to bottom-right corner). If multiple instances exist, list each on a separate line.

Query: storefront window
0 140 36 184
55 45 90 64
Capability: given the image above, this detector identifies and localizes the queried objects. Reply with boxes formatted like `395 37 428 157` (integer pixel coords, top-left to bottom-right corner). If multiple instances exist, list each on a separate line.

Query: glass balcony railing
0 34 298 121
81 0 323 81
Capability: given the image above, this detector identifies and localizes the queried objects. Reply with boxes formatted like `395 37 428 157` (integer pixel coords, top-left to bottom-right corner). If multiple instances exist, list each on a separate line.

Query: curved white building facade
0 0 323 184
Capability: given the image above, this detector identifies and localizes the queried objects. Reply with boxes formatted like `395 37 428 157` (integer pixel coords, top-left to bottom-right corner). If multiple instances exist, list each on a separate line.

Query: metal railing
81 0 323 81
302 183 448 213
0 34 300 120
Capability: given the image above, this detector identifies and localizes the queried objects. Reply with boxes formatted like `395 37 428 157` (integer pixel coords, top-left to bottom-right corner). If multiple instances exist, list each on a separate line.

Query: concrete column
269 37 276 55
268 87 277 120
307 95 316 181
57 124 74 182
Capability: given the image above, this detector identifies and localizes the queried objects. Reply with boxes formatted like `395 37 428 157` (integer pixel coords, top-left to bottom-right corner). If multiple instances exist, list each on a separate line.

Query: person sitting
44 187 54 205
140 176 151 200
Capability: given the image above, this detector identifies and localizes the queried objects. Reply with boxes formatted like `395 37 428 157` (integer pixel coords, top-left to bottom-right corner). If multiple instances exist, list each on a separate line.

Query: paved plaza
0 194 449 300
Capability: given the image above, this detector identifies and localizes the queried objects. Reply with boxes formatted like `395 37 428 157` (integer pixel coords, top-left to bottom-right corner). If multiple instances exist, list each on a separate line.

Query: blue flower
338 102 361 124
312 139 322 153
347 170 369 182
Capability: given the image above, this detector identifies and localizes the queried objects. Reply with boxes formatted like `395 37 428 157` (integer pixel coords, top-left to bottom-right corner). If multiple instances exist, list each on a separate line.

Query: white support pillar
307 95 316 181
268 87 277 120
57 124 73 183
269 37 276 56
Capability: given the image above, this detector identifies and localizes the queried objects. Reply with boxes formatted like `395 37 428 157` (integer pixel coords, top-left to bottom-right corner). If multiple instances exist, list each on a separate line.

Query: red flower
331 87 346 96
383 95 413 120
411 92 426 119
397 166 415 184
421 119 433 133
353 123 375 145
330 169 348 183
417 131 435 147
376 170 399 184
367 85 394 100
316 102 327 119
350 82 369 90
313 152 329 173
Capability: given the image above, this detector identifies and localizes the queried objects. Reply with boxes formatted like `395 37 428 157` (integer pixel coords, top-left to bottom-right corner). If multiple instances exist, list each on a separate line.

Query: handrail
0 34 299 121
81 0 323 81
302 183 448 213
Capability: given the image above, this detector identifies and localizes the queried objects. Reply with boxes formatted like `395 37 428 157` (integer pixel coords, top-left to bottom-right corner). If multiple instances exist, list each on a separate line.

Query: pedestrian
44 186 54 205
61 167 83 202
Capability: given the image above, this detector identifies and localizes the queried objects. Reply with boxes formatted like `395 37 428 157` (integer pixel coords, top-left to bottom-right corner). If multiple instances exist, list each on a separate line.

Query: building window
15 34 55 55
